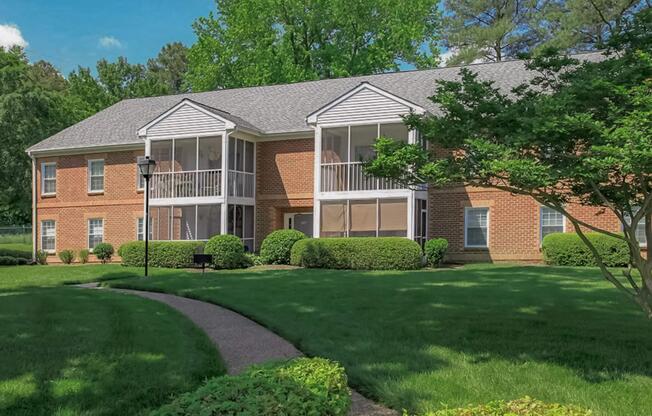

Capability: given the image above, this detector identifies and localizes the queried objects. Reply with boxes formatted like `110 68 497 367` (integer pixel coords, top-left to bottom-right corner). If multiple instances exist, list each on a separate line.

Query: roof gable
306 82 426 125
138 99 236 138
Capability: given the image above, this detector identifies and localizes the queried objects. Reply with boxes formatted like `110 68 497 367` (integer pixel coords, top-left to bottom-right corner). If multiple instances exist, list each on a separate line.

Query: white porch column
221 131 230 235
313 126 321 238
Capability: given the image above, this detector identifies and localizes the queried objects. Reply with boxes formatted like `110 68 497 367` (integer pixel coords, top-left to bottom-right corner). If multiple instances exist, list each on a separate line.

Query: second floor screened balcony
320 122 409 193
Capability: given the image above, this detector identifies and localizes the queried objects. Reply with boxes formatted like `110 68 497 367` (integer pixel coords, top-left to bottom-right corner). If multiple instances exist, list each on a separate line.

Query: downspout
30 154 37 260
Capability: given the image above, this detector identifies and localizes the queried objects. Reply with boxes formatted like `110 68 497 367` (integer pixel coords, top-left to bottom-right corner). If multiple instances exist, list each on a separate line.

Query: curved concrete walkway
77 283 396 416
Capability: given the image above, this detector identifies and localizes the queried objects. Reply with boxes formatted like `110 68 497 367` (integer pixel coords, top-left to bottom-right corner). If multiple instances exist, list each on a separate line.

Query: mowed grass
0 265 224 416
106 264 652 416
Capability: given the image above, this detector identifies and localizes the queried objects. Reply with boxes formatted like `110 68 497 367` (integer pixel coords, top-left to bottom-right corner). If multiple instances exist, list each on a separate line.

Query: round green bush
430 396 591 416
92 243 114 264
424 238 448 268
58 249 75 264
542 232 629 267
118 241 204 268
204 234 247 269
151 357 350 416
291 237 422 270
260 229 306 264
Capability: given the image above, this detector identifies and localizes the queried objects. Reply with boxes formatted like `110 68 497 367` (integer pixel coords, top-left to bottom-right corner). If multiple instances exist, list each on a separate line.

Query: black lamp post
137 156 156 277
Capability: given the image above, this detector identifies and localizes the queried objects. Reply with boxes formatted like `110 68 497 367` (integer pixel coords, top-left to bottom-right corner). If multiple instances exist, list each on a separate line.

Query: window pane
88 219 103 249
198 136 222 170
244 205 254 239
236 139 244 171
174 138 197 171
151 140 173 172
136 156 146 189
228 137 236 170
43 163 57 194
245 141 254 173
321 201 346 237
41 220 55 251
466 208 488 247
137 218 144 241
467 227 488 247
44 179 56 194
150 207 171 240
379 199 407 237
636 223 647 246
380 123 409 143
197 205 221 240
89 160 104 191
90 160 104 176
349 200 376 237
321 127 348 163
540 207 564 241
350 124 377 162
173 206 196 240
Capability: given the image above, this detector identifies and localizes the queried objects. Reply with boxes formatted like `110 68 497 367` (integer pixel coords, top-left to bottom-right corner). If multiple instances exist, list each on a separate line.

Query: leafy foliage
78 249 89 264
429 396 591 416
204 234 248 269
0 247 32 259
0 256 29 266
424 238 449 267
35 250 48 265
92 243 114 264
542 232 629 267
186 0 441 90
118 241 204 268
260 229 306 264
57 249 75 264
366 8 652 317
151 357 350 416
291 237 423 270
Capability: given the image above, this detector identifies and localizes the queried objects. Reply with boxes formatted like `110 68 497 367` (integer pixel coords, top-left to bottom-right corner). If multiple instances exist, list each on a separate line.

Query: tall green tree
147 42 189 94
186 0 441 90
366 9 652 317
441 0 553 65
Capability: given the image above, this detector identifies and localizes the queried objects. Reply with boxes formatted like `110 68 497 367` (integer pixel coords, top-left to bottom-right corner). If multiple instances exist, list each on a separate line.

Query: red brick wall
429 186 621 262
255 138 314 248
35 149 145 262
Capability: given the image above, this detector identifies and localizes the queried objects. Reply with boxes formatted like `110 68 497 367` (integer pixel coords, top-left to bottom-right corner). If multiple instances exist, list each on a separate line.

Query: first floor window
88 159 104 192
41 162 57 195
88 218 104 250
41 220 56 253
625 209 648 247
319 198 408 238
465 207 489 248
540 206 565 241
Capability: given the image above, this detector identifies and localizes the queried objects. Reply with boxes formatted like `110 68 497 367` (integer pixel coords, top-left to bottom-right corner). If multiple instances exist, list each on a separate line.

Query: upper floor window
41 220 56 253
540 207 565 242
88 159 104 193
137 156 146 190
41 162 57 195
465 207 489 248
88 218 104 250
321 123 409 165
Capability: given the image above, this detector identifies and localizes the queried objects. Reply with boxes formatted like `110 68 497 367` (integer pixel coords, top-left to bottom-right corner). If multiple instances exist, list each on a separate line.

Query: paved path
77 283 396 416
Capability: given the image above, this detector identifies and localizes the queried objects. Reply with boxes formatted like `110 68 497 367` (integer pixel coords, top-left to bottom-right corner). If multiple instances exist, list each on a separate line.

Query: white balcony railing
320 162 404 192
150 169 222 199
228 170 255 198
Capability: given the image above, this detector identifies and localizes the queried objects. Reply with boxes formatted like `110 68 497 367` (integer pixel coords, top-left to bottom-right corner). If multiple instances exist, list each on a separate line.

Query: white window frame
464 207 490 248
41 220 56 253
136 156 146 190
624 208 648 248
540 206 566 243
137 217 144 241
41 162 57 196
88 218 104 251
87 159 105 193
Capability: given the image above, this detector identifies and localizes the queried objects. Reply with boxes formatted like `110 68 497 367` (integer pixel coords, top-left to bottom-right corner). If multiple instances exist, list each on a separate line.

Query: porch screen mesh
321 202 346 236
349 200 376 236
379 199 407 236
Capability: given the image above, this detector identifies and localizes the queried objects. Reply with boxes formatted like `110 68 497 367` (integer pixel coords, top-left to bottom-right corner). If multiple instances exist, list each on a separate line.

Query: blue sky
0 0 214 75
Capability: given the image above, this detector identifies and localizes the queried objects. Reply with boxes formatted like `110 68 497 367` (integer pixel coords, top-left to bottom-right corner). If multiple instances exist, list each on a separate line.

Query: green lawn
104 264 652 416
0 265 224 416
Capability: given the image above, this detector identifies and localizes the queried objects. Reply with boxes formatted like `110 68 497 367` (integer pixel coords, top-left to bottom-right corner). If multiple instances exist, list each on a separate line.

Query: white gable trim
306 82 426 125
138 99 236 137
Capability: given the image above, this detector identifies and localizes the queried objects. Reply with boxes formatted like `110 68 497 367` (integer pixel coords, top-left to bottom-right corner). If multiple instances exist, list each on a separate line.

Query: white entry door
284 212 314 237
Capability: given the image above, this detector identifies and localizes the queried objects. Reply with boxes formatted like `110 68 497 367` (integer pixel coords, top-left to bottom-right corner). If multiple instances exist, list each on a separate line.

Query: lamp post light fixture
137 156 156 277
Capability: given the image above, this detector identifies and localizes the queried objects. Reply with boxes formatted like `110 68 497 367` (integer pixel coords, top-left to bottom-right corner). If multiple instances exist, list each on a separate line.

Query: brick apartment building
27 52 645 263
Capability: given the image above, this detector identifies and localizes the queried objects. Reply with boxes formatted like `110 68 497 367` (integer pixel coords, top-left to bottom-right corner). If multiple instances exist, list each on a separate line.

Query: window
320 198 408 238
465 207 489 248
625 208 648 248
88 159 104 192
228 204 254 250
41 163 56 195
136 217 153 241
88 219 104 250
136 156 146 190
41 220 56 253
540 207 565 241
414 199 427 247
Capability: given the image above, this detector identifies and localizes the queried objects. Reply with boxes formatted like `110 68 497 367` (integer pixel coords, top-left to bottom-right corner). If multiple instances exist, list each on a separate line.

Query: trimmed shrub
0 256 19 266
204 234 248 269
0 248 31 259
93 243 114 264
429 396 591 416
290 237 422 270
424 238 449 268
151 357 350 416
245 252 265 266
118 241 204 268
58 249 75 264
36 250 48 265
260 229 307 264
542 232 629 267
79 249 90 264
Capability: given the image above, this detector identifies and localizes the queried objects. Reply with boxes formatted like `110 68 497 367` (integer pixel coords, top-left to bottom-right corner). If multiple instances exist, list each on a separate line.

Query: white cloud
0 24 28 50
439 47 488 67
98 36 122 49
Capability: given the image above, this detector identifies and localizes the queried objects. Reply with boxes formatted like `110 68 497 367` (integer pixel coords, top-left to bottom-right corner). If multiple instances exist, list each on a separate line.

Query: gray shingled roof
28 52 603 154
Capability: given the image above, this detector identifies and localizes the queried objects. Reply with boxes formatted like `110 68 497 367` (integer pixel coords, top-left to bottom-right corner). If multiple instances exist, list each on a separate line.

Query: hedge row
0 248 31 260
429 396 590 416
118 241 204 268
0 256 29 266
151 357 350 416
542 232 629 267
290 237 422 270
